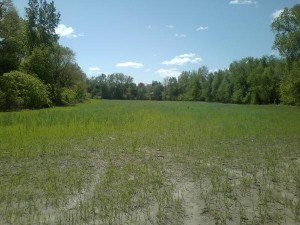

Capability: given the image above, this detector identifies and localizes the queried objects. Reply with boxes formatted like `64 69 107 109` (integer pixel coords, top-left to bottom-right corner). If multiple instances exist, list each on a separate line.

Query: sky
13 0 299 84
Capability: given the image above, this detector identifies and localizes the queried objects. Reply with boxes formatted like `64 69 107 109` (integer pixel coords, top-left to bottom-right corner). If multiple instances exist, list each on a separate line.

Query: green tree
149 81 163 100
196 66 209 101
217 75 231 103
87 74 108 99
0 0 24 75
136 82 147 100
20 44 86 105
246 57 282 104
280 59 300 105
177 71 190 100
25 0 60 52
272 4 300 62
202 73 214 102
229 58 255 104
187 71 201 101
163 77 178 101
0 0 87 110
272 4 300 105
93 73 136 100
246 58 265 104
211 70 224 102
176 66 208 101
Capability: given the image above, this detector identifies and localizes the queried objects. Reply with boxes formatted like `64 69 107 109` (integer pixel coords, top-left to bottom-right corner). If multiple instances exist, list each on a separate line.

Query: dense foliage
87 73 137 100
271 4 300 105
87 56 286 104
0 71 50 110
271 4 300 62
0 0 87 111
0 0 23 75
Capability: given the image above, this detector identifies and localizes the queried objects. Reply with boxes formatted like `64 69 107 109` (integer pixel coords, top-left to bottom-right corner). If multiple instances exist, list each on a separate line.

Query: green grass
0 100 299 224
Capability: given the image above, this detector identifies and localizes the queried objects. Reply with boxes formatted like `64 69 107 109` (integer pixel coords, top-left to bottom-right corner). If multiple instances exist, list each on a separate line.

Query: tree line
86 56 284 104
0 0 87 111
87 4 300 106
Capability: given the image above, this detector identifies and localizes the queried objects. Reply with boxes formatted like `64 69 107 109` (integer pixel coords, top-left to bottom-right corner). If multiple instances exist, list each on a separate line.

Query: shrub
61 88 76 105
0 71 51 111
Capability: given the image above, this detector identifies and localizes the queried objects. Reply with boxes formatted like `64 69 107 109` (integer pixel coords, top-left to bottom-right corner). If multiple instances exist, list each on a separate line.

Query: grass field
0 100 299 225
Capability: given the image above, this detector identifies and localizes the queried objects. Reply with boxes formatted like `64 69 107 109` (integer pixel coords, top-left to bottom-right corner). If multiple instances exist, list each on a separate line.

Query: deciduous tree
0 0 23 75
272 4 300 62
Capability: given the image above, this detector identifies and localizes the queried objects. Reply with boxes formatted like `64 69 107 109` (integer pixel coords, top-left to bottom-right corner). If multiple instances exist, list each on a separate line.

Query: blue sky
14 0 299 84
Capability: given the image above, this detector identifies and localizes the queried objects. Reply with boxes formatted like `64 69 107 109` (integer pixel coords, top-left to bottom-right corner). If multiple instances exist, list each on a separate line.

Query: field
0 100 299 225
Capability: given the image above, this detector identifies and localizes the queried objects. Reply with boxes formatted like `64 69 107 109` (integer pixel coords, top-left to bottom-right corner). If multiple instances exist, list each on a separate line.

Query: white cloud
166 25 175 29
179 53 195 58
175 33 187 38
229 0 257 5
197 26 208 31
89 67 101 72
272 9 283 20
162 53 202 66
73 33 85 38
55 24 82 38
156 68 181 78
116 62 144 68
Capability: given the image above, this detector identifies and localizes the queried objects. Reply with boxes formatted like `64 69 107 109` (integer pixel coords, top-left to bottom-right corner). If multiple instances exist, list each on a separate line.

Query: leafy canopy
272 4 300 62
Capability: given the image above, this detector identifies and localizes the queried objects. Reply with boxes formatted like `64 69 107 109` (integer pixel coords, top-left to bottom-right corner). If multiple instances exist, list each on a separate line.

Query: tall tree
88 74 108 99
20 44 87 104
150 81 164 100
25 0 60 53
272 4 300 62
229 58 254 104
280 58 300 105
272 4 300 105
0 0 23 75
177 71 190 100
136 82 147 100
163 77 179 101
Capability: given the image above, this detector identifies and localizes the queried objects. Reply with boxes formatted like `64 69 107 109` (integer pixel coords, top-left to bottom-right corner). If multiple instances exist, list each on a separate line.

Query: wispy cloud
196 26 208 31
147 25 152 29
156 68 181 77
272 9 283 20
89 67 101 72
55 24 83 38
166 25 175 29
162 53 202 66
175 33 187 38
229 0 257 5
116 62 144 69
88 67 101 76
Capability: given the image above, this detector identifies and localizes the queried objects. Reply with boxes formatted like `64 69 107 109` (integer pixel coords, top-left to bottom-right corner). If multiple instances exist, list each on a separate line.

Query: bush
61 88 76 105
74 83 88 103
0 71 51 111
48 85 87 106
